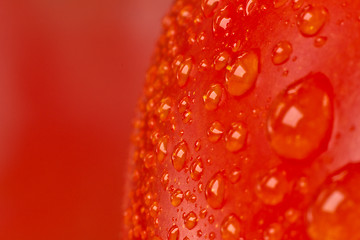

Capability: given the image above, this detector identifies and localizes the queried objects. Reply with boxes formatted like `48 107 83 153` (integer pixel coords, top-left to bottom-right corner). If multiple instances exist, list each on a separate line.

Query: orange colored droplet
177 58 193 87
214 51 230 70
307 163 360 240
194 139 201 152
221 214 242 240
178 96 190 114
144 152 156 169
208 215 215 224
190 158 204 181
292 0 304 9
225 51 259 96
272 41 293 65
255 169 289 205
263 223 283 240
297 5 328 36
184 211 198 230
161 172 170 190
209 232 216 240
203 83 223 111
207 121 225 142
158 97 172 121
182 110 192 124
172 141 188 171
314 36 327 47
168 225 180 240
267 72 333 160
213 6 233 35
201 0 220 17
157 136 169 163
149 202 160 218
199 208 208 218
205 173 226 209
274 0 288 8
170 189 184 207
225 122 247 152
229 167 242 184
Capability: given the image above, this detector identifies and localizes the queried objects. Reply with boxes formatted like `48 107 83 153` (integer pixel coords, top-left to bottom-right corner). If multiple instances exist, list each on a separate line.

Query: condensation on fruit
274 0 288 9
214 51 230 70
184 211 198 230
263 223 283 240
314 36 327 48
225 122 248 152
221 214 242 240
225 51 259 96
177 58 193 87
267 72 333 160
213 6 233 35
297 5 328 36
205 172 226 209
203 83 223 111
168 225 180 240
255 169 289 205
157 136 169 163
307 163 360 240
190 157 204 181
161 171 170 190
201 0 220 17
158 97 172 121
207 121 225 143
271 41 293 65
229 167 242 184
172 141 189 171
170 189 184 207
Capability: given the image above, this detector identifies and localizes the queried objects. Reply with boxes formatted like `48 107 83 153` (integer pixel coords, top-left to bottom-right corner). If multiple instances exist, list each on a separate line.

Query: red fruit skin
0 1 170 240
124 0 360 240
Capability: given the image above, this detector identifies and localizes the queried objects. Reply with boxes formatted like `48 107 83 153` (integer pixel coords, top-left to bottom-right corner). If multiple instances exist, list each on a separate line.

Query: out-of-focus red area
0 1 171 239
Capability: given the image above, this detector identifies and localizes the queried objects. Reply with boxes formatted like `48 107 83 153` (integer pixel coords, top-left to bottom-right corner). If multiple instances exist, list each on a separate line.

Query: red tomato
123 0 360 240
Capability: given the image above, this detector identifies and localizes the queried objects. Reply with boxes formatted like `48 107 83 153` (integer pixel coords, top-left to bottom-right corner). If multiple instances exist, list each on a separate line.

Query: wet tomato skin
124 0 360 240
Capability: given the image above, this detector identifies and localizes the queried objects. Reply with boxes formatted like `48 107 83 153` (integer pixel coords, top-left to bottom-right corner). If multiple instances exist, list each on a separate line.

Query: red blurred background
0 1 171 239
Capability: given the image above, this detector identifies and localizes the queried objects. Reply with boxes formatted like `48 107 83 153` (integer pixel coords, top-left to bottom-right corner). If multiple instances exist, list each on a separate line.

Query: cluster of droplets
123 0 360 239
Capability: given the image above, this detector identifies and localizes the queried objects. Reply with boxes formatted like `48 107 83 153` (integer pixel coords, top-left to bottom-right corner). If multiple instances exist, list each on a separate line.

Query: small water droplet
171 189 184 207
225 51 259 96
263 223 283 240
307 163 360 240
161 172 169 190
267 72 333 160
157 136 169 163
297 5 328 36
205 173 226 209
209 232 216 240
221 214 242 240
150 202 160 218
197 230 203 237
201 0 220 17
225 122 248 152
172 141 189 171
184 211 199 230
177 58 193 87
214 51 231 70
144 152 156 168
255 169 289 205
203 84 223 111
314 36 327 47
194 139 201 152
207 121 225 143
285 208 300 223
208 215 215 224
190 158 204 181
272 41 293 65
168 225 180 240
158 97 172 121
178 96 190 114
199 208 208 218
292 0 304 10
229 167 242 184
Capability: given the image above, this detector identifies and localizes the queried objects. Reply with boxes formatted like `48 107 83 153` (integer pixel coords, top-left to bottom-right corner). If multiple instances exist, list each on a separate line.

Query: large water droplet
221 214 242 240
225 51 259 96
168 225 180 240
184 211 198 230
297 5 328 36
213 6 233 36
205 173 226 209
255 169 289 205
172 141 189 171
267 72 333 160
225 122 248 152
307 163 360 240
271 41 293 65
203 83 223 111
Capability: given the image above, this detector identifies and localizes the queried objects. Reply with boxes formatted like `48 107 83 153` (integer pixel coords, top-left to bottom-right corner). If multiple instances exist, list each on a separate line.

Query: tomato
0 1 170 239
123 0 360 239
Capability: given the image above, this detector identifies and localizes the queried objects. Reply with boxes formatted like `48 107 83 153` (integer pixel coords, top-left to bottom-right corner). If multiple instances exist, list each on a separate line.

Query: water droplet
207 121 225 142
197 230 203 237
177 58 193 87
199 208 208 218
194 139 201 152
297 5 328 36
203 83 223 111
263 223 283 240
307 163 360 240
245 0 258 16
198 59 210 72
221 214 242 240
172 141 189 171
150 202 160 218
213 6 233 36
209 232 216 240
168 225 180 240
205 173 226 209
184 211 198 230
225 51 259 96
274 0 288 8
178 96 190 114
182 110 192 124
144 152 156 168
285 208 300 223
292 0 304 10
171 189 184 207
267 72 333 160
225 122 248 152
201 0 220 17
229 167 242 184
161 172 170 190
190 158 204 181
314 36 327 47
158 97 172 121
255 169 288 205
157 136 169 163
272 41 293 65
208 215 215 224
214 51 230 70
